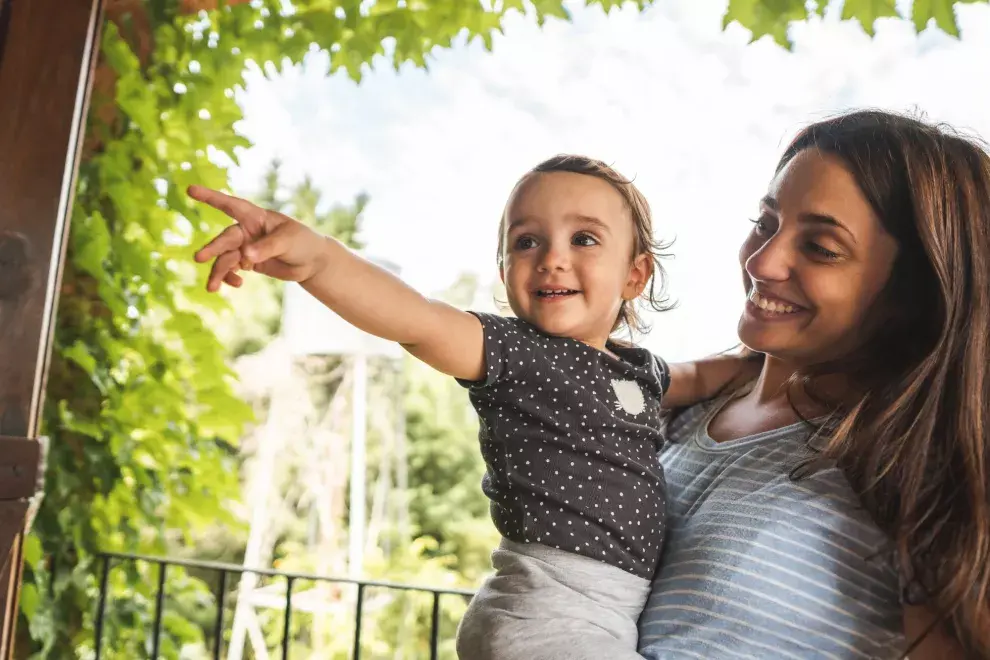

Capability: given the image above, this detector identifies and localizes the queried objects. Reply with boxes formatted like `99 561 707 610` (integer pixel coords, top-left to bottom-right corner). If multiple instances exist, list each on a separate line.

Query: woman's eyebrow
801 212 857 244
761 195 857 244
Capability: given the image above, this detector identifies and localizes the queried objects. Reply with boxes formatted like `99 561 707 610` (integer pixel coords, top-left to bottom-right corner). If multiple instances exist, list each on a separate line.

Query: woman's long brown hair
780 110 990 656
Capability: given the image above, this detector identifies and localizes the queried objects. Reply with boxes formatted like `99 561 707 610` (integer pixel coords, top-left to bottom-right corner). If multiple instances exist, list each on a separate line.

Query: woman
638 110 989 659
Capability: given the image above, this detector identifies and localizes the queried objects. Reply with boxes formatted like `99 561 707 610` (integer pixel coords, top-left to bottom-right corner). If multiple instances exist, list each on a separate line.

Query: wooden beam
0 0 104 439
0 0 105 656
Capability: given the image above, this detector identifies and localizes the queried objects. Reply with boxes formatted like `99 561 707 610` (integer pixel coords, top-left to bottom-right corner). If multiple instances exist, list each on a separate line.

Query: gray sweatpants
456 539 650 660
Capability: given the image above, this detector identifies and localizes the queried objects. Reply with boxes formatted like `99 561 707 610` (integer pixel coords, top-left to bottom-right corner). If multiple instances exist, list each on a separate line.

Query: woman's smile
743 287 811 322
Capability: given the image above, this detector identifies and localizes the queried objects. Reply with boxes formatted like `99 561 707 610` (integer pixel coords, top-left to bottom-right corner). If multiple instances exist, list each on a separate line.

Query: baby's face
499 171 648 349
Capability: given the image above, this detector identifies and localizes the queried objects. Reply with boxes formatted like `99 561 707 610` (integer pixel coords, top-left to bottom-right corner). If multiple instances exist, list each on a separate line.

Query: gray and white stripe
637 403 905 659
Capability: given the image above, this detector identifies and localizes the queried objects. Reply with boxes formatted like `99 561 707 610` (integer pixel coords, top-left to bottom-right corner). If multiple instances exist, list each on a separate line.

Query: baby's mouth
536 288 580 299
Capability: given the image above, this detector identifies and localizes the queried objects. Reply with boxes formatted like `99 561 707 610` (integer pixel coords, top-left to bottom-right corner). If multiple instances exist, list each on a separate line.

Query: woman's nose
744 235 793 283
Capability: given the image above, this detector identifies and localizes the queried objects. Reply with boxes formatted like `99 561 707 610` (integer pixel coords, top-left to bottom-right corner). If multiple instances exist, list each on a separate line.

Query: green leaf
22 534 43 570
723 0 809 49
100 23 138 74
912 0 961 35
62 341 98 377
19 584 39 619
841 0 899 36
531 0 571 22
74 211 111 277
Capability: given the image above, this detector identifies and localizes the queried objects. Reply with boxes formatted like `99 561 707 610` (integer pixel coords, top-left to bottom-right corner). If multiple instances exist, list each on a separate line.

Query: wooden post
0 0 105 655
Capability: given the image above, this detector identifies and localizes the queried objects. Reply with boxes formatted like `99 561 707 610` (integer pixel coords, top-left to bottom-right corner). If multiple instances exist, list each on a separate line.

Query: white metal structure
227 256 405 659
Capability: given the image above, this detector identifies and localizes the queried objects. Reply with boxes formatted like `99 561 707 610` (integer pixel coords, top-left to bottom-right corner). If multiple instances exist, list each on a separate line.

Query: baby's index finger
187 185 259 224
187 184 229 206
187 184 219 201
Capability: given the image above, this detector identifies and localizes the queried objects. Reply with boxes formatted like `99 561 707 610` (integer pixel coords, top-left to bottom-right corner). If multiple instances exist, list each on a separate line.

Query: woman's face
738 149 900 366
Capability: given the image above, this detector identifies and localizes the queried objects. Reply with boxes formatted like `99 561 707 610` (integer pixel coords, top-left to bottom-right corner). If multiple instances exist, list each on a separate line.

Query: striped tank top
637 401 906 659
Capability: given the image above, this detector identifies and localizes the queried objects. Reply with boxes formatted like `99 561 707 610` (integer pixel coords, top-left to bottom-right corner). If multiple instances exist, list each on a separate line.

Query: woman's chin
737 319 793 357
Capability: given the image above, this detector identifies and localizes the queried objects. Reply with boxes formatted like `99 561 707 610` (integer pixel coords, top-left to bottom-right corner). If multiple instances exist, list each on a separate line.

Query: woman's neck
748 354 846 417
751 356 796 405
708 356 815 442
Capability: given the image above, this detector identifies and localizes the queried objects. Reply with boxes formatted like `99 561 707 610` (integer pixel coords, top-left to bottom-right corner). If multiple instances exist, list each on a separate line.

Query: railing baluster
150 562 167 659
93 555 111 660
352 583 366 660
281 576 295 660
92 551 476 657
429 591 442 660
212 569 227 660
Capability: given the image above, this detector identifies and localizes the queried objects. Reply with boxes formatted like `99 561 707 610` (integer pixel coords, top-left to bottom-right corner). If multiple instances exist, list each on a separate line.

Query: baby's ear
624 252 652 300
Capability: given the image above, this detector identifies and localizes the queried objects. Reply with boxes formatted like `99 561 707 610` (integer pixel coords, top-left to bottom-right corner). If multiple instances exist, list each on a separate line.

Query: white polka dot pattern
456 312 670 579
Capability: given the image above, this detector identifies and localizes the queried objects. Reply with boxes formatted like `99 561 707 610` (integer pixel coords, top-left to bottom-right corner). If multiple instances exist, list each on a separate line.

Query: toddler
190 155 748 659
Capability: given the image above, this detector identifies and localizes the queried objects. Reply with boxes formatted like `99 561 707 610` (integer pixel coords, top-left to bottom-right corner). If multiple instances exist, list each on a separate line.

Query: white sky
230 0 990 361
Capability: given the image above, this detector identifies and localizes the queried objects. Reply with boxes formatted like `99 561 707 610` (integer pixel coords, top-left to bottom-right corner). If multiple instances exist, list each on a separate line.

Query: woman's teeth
750 290 800 314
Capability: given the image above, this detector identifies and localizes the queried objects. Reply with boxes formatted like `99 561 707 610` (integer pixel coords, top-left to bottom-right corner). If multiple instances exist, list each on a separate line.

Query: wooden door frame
0 0 106 655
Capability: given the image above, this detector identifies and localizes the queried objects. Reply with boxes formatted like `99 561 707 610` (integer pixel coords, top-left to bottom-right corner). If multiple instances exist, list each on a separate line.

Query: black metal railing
94 551 476 660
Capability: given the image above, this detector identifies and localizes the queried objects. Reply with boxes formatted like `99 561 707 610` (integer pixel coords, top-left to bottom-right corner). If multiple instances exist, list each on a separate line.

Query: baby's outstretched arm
663 352 761 409
189 186 485 381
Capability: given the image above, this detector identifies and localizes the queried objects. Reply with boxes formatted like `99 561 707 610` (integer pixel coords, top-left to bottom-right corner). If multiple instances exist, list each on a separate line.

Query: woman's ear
623 253 652 300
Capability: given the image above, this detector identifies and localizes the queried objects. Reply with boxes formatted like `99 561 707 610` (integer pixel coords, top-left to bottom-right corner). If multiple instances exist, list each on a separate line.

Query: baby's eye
573 233 599 247
514 236 537 250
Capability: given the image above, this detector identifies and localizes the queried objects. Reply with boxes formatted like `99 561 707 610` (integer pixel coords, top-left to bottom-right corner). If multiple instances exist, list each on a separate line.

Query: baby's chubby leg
456 539 650 660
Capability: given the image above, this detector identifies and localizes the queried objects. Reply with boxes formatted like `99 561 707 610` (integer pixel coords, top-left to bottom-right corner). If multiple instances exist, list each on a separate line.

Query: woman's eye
807 242 841 261
514 236 537 250
573 233 598 247
750 215 773 236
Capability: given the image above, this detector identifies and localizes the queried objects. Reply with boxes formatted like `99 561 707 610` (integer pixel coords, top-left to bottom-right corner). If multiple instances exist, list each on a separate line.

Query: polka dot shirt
456 312 670 579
